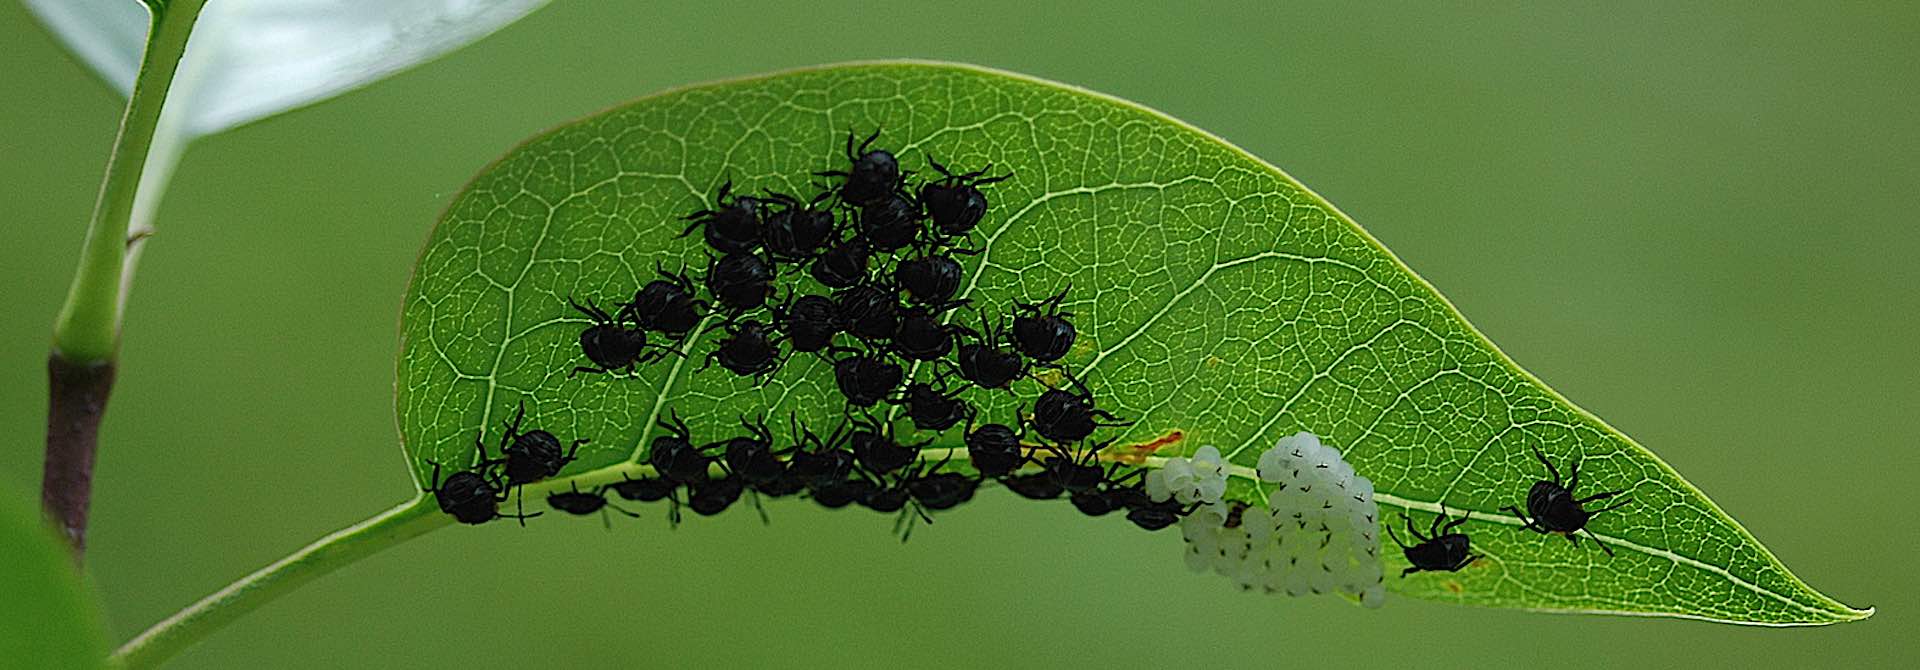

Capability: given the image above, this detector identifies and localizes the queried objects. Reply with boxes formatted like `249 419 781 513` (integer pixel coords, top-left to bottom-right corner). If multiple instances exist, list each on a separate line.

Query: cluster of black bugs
423 401 586 525
1391 445 1633 577
420 129 1199 538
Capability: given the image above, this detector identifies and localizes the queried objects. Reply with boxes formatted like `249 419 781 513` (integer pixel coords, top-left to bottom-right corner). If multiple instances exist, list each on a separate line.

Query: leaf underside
395 61 1866 625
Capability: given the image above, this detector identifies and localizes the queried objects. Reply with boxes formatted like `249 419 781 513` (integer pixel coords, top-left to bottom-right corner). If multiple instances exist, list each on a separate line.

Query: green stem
111 498 448 670
51 0 204 362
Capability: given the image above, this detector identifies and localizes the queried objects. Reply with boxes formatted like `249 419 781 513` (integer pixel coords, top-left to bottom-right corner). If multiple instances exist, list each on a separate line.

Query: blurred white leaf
26 0 551 137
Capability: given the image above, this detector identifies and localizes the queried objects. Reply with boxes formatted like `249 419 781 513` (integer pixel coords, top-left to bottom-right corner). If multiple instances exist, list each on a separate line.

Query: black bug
547 483 640 528
830 348 904 407
858 476 912 514
481 401 587 487
817 129 903 207
890 305 974 362
1041 443 1110 495
894 253 969 306
893 376 970 432
919 156 1009 238
812 477 877 509
423 460 534 525
647 411 712 485
705 252 776 312
567 297 663 377
1124 498 1186 531
834 284 901 342
769 292 842 354
721 416 787 486
909 471 979 511
809 237 872 289
1067 466 1147 517
610 474 678 503
1011 287 1076 363
687 475 748 517
1502 445 1632 557
849 413 928 476
1069 485 1139 518
787 421 856 490
762 190 837 262
1028 372 1132 445
622 265 705 336
962 416 1027 478
703 318 784 380
1389 508 1481 577
856 191 925 253
681 180 763 254
609 474 688 528
754 469 808 499
955 313 1026 391
1000 471 1064 500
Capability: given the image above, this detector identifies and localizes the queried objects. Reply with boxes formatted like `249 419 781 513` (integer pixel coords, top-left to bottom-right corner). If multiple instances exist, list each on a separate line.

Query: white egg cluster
1179 432 1386 608
1146 445 1228 505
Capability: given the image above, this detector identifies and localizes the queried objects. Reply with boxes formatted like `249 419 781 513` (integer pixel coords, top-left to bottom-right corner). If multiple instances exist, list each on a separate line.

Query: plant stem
111 498 448 670
51 0 203 363
40 0 205 564
42 356 117 560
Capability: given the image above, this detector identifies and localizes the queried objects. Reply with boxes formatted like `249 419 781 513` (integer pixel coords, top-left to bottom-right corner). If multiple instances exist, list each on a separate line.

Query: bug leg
1401 566 1420 578
1589 496 1633 515
504 400 528 447
1386 516 1410 549
1429 506 1446 538
1443 509 1471 533
423 460 444 493
604 498 641 520
1501 505 1538 533
1529 445 1560 485
1575 489 1624 504
749 489 769 526
1408 513 1429 542
1586 529 1616 557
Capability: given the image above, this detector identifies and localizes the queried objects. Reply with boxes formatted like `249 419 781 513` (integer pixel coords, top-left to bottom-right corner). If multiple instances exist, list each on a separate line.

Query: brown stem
43 354 117 563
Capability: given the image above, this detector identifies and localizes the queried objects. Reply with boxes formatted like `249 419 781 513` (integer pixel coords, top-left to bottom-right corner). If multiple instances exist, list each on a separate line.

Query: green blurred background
2 2 1912 667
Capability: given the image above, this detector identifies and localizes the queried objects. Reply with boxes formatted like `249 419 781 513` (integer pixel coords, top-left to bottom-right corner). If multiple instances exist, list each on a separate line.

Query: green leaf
396 61 1868 625
0 487 110 669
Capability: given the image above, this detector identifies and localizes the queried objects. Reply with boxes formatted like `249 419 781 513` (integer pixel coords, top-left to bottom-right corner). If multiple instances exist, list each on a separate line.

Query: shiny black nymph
919 156 1009 238
647 411 712 485
681 180 763 254
622 265 705 337
1389 508 1480 576
817 129 903 207
480 401 586 488
955 313 1025 390
424 460 534 525
894 254 967 306
849 413 928 475
769 292 841 354
705 252 775 312
1502 445 1632 557
567 297 660 377
761 190 837 262
830 348 904 407
1012 287 1076 363
704 318 783 380
962 416 1027 478
1028 373 1132 444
